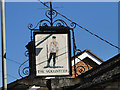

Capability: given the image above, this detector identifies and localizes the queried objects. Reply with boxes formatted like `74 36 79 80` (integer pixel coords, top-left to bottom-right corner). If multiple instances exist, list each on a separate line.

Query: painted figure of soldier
44 36 58 68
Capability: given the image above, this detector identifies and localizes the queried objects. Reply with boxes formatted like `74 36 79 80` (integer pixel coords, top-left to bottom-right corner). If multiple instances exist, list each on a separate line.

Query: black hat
52 36 56 39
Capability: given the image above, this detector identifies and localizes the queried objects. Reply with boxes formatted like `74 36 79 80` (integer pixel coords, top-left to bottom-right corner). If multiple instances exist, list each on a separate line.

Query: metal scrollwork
27 3 76 31
45 10 51 19
53 19 68 27
27 19 51 30
40 19 51 27
18 59 29 78
28 23 33 30
26 2 89 78
22 67 29 75
52 10 58 19
70 22 76 29
45 10 57 20
75 49 82 54
24 50 29 57
77 66 85 74
75 56 90 75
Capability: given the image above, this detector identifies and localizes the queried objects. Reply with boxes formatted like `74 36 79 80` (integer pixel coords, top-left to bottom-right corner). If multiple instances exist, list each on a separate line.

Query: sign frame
33 27 72 77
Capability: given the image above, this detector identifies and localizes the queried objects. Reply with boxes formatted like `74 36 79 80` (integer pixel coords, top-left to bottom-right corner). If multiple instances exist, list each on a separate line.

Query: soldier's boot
44 62 50 68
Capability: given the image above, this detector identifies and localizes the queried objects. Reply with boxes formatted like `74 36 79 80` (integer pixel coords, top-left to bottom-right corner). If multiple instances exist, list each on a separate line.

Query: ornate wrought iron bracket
18 59 29 78
27 2 76 32
18 2 89 78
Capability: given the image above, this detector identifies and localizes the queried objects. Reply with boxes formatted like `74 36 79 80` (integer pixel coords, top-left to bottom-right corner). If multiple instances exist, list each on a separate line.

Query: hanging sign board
34 27 72 77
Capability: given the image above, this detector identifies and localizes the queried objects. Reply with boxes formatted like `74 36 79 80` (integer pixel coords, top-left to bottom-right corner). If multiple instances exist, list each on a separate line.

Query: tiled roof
59 53 120 90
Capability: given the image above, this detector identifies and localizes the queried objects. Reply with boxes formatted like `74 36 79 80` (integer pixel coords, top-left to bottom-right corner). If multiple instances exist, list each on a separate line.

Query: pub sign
34 28 72 76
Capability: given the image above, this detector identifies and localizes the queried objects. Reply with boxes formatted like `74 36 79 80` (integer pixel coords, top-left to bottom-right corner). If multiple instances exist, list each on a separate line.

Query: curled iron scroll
24 50 29 57
77 66 85 74
28 24 33 30
53 19 68 27
45 10 57 20
18 59 29 78
27 7 77 30
70 22 76 29
28 19 51 30
39 19 51 27
22 67 29 75
75 56 90 75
